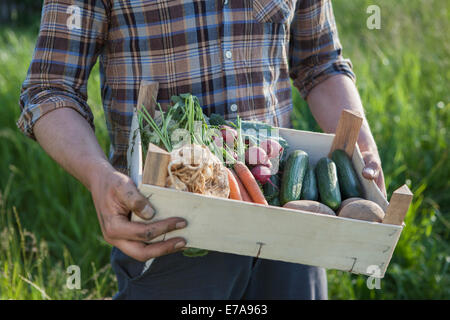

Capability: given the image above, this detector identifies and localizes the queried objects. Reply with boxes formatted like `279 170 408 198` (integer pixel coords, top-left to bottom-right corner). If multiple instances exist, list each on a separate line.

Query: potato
338 199 385 222
337 197 365 215
283 200 336 216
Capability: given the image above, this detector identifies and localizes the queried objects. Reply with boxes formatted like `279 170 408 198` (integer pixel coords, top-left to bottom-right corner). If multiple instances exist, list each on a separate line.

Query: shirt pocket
252 0 296 24
119 0 177 13
142 0 176 4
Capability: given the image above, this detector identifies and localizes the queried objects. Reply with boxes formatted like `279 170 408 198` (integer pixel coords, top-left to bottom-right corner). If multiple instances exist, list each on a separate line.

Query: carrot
231 169 252 202
226 168 242 200
233 161 268 205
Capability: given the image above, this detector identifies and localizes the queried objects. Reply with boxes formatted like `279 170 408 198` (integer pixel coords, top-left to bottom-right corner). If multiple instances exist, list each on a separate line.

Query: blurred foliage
293 0 450 299
0 0 42 28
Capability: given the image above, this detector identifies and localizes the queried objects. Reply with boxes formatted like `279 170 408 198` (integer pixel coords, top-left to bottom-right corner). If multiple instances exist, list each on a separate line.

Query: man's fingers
117 179 155 220
105 215 187 242
362 152 381 180
362 161 380 180
115 238 187 262
361 151 387 198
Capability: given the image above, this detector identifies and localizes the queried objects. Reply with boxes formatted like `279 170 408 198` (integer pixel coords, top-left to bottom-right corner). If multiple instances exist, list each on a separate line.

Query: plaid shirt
18 0 355 172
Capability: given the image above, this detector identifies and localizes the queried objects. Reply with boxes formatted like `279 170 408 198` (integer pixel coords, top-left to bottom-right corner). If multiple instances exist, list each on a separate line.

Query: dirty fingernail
142 204 155 219
176 221 187 229
174 241 186 249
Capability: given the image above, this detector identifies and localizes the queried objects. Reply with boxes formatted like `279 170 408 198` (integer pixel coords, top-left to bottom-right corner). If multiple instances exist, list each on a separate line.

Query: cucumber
315 157 341 211
263 174 280 202
268 196 281 207
331 149 363 199
300 166 318 201
183 248 209 257
280 150 309 205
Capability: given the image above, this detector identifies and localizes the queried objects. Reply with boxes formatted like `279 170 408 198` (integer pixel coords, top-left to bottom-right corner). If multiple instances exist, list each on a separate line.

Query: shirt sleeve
289 0 356 99
17 0 109 139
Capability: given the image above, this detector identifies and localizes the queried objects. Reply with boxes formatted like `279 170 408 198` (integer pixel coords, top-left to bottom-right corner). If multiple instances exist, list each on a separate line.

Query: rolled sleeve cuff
293 59 356 99
17 91 95 140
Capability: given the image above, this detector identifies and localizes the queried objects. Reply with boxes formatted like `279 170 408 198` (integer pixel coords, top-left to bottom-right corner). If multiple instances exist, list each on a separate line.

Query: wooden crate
127 86 412 278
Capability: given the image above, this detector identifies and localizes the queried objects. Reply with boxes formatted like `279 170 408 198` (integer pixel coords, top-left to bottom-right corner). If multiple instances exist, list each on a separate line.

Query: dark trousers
111 248 328 300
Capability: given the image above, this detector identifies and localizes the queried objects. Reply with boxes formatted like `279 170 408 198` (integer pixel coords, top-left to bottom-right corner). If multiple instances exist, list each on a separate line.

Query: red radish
212 135 223 148
244 136 256 148
245 146 270 167
260 139 283 159
220 125 237 147
251 165 272 185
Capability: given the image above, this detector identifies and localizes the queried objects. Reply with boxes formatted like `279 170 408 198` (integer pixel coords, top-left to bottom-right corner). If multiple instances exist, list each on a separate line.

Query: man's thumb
123 184 155 220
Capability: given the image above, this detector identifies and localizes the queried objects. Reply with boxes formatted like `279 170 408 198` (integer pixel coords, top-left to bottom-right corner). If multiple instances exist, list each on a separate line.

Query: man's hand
90 166 187 262
306 75 388 198
361 151 387 197
33 108 187 262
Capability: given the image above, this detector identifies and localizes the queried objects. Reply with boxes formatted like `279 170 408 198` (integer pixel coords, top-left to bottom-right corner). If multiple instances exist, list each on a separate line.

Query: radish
220 125 237 148
212 134 223 148
245 146 270 167
260 138 283 159
251 165 272 185
244 136 256 148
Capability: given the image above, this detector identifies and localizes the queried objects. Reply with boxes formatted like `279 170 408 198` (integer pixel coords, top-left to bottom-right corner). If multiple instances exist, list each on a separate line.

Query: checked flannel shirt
18 0 355 172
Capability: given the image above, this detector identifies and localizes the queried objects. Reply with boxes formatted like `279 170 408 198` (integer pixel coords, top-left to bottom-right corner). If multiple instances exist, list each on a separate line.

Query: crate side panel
138 184 402 276
279 128 334 166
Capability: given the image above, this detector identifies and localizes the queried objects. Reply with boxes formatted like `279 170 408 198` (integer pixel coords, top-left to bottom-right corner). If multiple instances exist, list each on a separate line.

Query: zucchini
300 166 318 201
315 157 341 211
331 149 363 199
280 150 309 205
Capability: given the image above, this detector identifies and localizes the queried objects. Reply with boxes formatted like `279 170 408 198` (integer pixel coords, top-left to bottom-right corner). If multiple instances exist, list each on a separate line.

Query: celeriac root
166 144 230 198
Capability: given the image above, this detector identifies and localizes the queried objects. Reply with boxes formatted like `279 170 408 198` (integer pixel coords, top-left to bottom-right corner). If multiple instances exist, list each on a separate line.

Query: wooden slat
383 185 413 225
142 143 171 187
127 112 142 186
137 183 402 277
329 109 363 158
137 80 159 117
127 81 159 186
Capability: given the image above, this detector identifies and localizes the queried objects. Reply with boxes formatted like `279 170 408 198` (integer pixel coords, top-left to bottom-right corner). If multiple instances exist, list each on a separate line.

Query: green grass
0 0 449 299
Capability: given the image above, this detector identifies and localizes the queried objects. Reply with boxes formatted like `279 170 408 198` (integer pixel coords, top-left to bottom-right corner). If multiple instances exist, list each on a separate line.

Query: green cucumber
331 149 363 199
315 157 341 211
300 166 318 201
183 248 209 257
268 196 281 207
280 150 309 205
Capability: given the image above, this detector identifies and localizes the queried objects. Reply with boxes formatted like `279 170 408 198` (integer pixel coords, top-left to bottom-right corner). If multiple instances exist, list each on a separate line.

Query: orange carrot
233 161 268 205
226 168 242 200
231 169 252 202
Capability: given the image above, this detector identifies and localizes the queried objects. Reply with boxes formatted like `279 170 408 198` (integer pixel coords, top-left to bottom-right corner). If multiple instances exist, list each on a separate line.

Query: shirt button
225 50 232 60
230 104 238 112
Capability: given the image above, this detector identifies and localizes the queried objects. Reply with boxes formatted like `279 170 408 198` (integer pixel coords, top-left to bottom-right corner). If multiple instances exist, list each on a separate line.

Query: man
18 0 386 300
